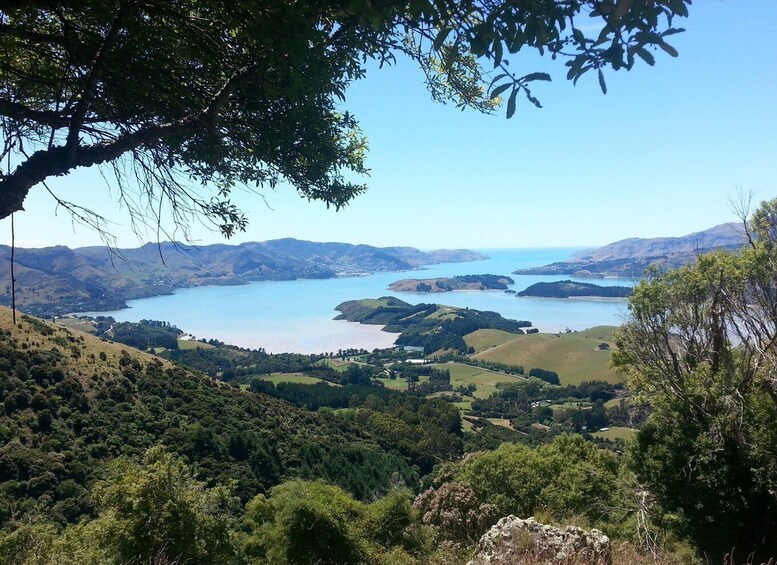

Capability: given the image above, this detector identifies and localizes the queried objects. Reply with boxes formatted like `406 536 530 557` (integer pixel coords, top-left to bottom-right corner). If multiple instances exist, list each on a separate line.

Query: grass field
254 373 336 386
470 326 623 386
374 377 412 390
55 318 97 334
177 339 216 350
593 426 637 441
433 362 525 399
318 359 351 372
352 297 397 309
427 306 459 320
464 329 525 352
550 401 590 412
605 397 626 408
487 418 514 430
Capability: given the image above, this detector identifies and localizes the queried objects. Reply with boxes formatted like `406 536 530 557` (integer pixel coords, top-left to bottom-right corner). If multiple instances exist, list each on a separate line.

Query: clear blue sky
2 0 776 250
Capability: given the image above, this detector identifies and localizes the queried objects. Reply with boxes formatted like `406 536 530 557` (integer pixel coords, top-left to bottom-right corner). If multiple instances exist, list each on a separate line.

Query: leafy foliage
528 368 560 385
169 348 318 380
413 481 498 544
614 199 777 558
88 447 239 564
251 380 463 474
0 313 418 529
1 453 456 565
425 435 623 540
243 480 430 565
95 318 181 350
468 379 626 437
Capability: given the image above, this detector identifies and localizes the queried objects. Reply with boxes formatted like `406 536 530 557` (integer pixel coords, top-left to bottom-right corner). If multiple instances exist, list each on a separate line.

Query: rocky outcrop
468 516 612 565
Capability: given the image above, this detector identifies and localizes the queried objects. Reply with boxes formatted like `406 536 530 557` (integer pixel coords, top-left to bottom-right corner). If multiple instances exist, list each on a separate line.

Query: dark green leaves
522 72 551 82
506 87 518 119
489 82 512 100
659 42 679 57
634 46 656 66
432 27 453 51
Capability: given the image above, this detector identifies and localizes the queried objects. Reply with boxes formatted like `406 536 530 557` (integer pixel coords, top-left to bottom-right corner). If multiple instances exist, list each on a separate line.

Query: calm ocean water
87 248 636 353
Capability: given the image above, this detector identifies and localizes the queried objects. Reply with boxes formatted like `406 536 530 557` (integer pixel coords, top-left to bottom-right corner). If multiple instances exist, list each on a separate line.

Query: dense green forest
0 293 774 564
93 318 182 350
0 314 427 522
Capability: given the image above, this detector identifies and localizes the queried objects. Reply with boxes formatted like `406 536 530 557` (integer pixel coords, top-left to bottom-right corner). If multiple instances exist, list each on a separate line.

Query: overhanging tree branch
65 0 130 153
0 0 691 238
0 62 256 219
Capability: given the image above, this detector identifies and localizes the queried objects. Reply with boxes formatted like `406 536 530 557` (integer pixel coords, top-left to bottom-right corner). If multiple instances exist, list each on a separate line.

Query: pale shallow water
86 248 635 353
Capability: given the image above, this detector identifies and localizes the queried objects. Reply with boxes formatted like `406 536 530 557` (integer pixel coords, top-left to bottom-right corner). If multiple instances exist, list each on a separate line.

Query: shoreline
67 249 628 353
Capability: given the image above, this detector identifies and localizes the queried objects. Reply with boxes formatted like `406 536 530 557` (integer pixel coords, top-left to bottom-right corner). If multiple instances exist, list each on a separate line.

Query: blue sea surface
87 248 635 353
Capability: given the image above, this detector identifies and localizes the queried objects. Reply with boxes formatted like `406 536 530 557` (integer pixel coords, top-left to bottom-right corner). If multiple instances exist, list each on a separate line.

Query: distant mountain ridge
0 238 486 316
513 222 746 278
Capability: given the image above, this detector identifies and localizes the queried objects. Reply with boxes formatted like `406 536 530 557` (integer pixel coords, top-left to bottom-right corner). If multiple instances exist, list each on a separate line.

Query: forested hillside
0 309 432 524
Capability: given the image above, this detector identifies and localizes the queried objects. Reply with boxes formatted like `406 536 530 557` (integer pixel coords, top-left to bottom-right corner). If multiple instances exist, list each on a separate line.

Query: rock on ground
468 516 612 565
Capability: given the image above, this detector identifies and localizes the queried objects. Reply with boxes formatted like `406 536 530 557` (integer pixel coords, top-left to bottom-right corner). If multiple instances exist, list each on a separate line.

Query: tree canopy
614 198 777 558
0 0 690 238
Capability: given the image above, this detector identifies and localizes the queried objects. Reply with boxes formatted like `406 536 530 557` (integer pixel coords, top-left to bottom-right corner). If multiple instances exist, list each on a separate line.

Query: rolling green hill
463 329 526 352
469 326 621 385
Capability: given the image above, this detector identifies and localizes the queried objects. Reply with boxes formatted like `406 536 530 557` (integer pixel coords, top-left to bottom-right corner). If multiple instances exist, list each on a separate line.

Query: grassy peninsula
334 296 531 354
